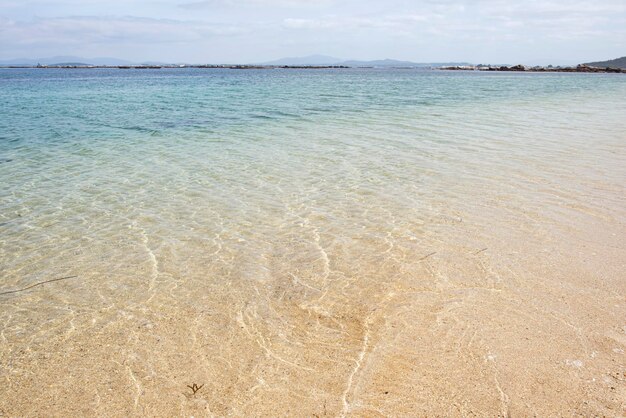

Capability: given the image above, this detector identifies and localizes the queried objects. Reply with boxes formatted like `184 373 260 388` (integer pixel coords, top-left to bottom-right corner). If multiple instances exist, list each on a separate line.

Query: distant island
439 55 626 73
0 56 134 66
260 56 472 68
439 64 626 73
0 55 472 69
582 56 626 69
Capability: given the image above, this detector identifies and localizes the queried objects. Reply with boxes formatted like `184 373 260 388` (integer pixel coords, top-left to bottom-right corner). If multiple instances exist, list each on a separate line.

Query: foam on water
1 68 625 416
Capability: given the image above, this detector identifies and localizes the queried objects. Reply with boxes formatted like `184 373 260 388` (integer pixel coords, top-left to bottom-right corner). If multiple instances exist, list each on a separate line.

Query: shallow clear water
1 68 625 416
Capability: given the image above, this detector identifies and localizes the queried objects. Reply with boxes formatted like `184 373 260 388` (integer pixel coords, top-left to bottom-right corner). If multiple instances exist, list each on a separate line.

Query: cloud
178 0 229 9
282 14 432 31
0 0 624 63
279 0 626 41
0 15 248 46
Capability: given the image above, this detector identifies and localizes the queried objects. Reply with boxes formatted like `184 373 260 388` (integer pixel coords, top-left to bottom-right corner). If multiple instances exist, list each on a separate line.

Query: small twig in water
187 383 204 395
418 252 437 261
0 275 78 297
474 248 488 255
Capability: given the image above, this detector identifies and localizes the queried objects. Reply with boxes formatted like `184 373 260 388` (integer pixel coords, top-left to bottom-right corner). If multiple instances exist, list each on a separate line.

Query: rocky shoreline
439 64 626 73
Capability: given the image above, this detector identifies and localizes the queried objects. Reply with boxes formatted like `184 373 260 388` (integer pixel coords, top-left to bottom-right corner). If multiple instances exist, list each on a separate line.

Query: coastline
1 63 625 73
0 64 351 70
440 64 626 73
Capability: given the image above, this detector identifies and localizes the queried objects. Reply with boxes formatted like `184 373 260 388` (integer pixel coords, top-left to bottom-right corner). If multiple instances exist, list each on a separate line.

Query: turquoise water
2 69 624 281
1 68 625 415
1 68 624 142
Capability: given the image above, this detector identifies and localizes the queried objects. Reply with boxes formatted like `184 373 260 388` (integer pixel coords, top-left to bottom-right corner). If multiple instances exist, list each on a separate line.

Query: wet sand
2 178 624 416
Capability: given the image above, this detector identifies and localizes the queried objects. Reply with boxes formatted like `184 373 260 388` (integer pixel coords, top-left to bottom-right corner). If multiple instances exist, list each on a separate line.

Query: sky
1 0 625 64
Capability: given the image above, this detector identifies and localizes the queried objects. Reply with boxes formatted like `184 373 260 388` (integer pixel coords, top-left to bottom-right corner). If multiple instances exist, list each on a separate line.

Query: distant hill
261 55 473 68
583 56 626 69
0 56 133 66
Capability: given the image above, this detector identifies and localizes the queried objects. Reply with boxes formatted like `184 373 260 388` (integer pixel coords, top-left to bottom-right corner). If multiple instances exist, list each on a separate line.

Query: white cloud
282 14 433 31
0 15 248 46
